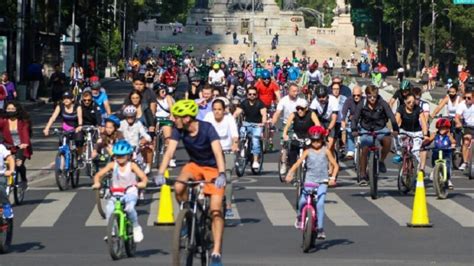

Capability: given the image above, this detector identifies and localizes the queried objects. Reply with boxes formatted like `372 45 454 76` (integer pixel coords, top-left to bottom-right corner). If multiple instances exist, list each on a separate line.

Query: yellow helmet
171 99 198 117
212 63 220 70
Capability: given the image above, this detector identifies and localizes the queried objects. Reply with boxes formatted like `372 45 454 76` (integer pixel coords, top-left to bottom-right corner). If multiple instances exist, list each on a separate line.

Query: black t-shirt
293 111 314 138
81 103 102 126
397 104 422 132
187 85 201 100
392 90 405 105
240 99 265 123
232 79 250 98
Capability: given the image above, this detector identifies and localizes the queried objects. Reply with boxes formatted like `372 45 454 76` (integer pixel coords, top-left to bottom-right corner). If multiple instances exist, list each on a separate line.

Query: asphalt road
2 77 473 266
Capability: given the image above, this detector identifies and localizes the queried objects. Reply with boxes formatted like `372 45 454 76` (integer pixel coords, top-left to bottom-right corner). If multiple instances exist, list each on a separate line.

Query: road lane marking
366 196 411 226
85 205 107 226
257 192 295 226
147 192 160 226
325 193 368 226
21 192 76 227
427 197 474 227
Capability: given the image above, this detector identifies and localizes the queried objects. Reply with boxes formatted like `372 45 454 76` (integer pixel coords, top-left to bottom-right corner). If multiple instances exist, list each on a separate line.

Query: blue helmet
105 115 121 127
112 140 133 156
261 69 271 80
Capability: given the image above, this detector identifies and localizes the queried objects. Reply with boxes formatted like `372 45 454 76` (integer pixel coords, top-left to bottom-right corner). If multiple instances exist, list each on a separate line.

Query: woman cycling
281 98 320 175
93 115 124 159
43 91 84 157
0 101 32 188
126 90 155 135
431 84 463 145
154 84 176 167
185 76 202 100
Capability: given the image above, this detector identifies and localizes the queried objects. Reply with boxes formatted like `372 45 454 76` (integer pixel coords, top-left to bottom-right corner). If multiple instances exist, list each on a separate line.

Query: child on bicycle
92 140 148 243
285 125 338 240
93 115 123 159
426 118 456 189
0 142 16 219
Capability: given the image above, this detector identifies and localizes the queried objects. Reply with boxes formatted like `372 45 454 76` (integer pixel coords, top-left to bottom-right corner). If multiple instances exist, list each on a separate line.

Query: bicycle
353 136 362 183
0 205 13 253
424 147 455 199
290 135 309 210
104 185 137 260
262 102 276 153
462 127 474 180
53 129 80 190
95 149 112 219
70 79 84 103
3 145 27 205
235 124 264 177
397 133 422 195
296 182 327 253
153 118 167 168
82 126 99 179
169 179 224 266
436 116 463 169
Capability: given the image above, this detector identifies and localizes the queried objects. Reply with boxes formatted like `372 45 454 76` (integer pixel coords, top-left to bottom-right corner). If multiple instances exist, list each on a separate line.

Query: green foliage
99 27 122 63
157 0 194 24
297 0 337 27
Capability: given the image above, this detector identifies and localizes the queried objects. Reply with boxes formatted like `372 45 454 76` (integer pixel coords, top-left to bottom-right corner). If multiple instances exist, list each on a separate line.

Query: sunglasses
296 107 306 111
248 93 257 96
367 95 377 99
82 99 92 103
317 96 327 99
465 96 472 100
353 94 361 98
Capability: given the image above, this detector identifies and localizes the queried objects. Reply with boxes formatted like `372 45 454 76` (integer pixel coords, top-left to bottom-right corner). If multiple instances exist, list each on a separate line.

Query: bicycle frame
112 199 132 241
57 133 73 172
435 150 448 183
299 191 317 231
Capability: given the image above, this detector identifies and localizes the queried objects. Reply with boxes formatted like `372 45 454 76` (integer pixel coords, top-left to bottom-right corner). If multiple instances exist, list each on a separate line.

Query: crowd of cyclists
1 44 473 264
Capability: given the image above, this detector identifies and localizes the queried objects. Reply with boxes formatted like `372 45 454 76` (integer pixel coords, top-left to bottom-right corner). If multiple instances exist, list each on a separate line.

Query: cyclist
330 82 348 157
455 90 474 171
271 83 300 127
160 65 178 94
310 85 339 152
394 93 430 170
389 80 412 108
185 76 202 100
119 105 152 174
195 85 215 120
0 140 15 219
125 76 157 116
204 99 239 218
255 70 281 107
92 140 148 243
90 77 112 123
208 63 225 93
233 87 267 170
281 98 320 174
81 89 102 128
69 62 84 86
341 86 363 159
285 125 338 239
227 71 251 101
431 84 463 145
93 115 124 160
155 100 227 266
351 85 399 185
154 84 176 168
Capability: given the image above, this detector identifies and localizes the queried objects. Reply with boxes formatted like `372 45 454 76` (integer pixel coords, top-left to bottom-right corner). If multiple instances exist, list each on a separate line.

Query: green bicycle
105 185 137 260
428 147 455 199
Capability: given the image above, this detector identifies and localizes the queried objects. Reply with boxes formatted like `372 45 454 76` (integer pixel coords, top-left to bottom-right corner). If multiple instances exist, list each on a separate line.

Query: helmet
309 64 316 72
190 75 202 82
62 91 74 99
123 105 137 117
259 58 265 63
436 118 451 129
308 125 328 140
400 80 412 91
89 76 100 83
91 81 101 89
237 71 245 79
171 99 198 117
295 98 308 108
112 140 133 156
315 85 328 98
212 63 220 70
447 78 453 84
105 115 121 127
261 70 271 80
153 83 168 92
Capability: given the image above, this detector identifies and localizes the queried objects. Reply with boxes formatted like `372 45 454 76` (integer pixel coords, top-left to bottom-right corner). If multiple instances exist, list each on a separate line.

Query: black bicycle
235 124 264 177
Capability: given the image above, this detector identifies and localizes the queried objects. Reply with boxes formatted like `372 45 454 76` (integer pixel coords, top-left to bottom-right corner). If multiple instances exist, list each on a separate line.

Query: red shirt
255 80 279 107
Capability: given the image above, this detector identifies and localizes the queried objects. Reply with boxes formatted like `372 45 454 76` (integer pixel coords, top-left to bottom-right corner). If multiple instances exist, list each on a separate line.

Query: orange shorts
181 162 224 196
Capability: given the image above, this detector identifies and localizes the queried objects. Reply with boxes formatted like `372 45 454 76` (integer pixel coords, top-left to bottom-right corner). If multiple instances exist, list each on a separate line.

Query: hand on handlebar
43 128 49 137
92 182 101 189
154 174 166 186
351 131 359 137
215 173 226 188
392 131 399 137
283 134 289 141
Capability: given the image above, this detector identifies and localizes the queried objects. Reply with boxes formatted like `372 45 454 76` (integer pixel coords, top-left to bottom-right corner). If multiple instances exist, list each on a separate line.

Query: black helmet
237 71 245 79
153 83 168 92
315 85 328 98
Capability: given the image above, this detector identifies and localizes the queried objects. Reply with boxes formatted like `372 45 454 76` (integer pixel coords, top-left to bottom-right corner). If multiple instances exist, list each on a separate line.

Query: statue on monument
282 0 297 10
227 0 263 12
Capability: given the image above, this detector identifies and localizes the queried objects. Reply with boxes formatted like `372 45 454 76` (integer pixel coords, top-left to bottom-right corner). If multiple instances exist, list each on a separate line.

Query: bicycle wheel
13 181 26 206
107 213 124 260
277 150 287 183
200 213 214 266
368 152 378 199
154 134 164 168
54 152 69 191
124 220 136 257
433 163 448 199
172 209 195 266
397 159 412 195
302 210 313 253
96 184 109 219
70 152 80 188
262 124 270 153
354 146 361 183
295 167 302 210
0 218 13 254
235 141 246 177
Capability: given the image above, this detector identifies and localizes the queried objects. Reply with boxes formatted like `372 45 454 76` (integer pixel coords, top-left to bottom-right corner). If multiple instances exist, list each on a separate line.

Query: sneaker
139 191 145 201
225 208 234 219
448 180 454 190
210 253 223 266
345 151 354 160
103 236 108 242
2 204 13 219
169 159 177 168
378 161 387 173
317 229 326 240
279 163 287 175
294 217 301 229
252 161 260 169
133 226 144 243
458 163 467 171
429 171 434 181
358 176 368 187
144 164 151 175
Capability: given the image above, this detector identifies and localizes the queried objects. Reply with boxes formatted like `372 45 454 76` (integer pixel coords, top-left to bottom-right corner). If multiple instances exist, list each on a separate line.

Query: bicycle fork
300 194 316 231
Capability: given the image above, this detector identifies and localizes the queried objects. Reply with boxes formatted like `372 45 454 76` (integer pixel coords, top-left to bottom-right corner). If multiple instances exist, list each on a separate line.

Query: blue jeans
106 193 139 227
297 184 328 230
240 122 262 156
346 127 355 153
359 127 391 148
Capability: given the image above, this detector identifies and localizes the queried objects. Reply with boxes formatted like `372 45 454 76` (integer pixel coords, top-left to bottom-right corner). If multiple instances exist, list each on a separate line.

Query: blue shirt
195 99 213 121
171 120 220 167
433 134 452 159
93 89 109 115
288 66 300 81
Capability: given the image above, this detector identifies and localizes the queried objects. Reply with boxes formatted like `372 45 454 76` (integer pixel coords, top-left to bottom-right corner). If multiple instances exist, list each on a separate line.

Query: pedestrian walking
26 60 43 102
48 64 67 105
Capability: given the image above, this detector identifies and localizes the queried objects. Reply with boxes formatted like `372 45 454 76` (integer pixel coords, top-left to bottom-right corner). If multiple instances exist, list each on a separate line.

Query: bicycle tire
467 144 474 180
262 124 270 154
154 134 163 168
107 213 124 260
200 212 214 266
302 210 313 253
124 221 136 257
397 159 412 195
235 141 247 177
433 163 448 199
277 158 286 183
368 152 378 199
13 184 26 206
354 146 361 183
295 167 302 210
70 151 80 188
172 209 194 266
0 218 13 254
54 152 69 191
95 189 107 219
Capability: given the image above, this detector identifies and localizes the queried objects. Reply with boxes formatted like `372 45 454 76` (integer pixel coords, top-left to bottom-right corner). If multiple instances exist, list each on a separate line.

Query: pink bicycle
297 182 324 253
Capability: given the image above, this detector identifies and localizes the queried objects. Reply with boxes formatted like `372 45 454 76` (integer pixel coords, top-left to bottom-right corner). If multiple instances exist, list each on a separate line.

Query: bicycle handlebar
166 178 215 187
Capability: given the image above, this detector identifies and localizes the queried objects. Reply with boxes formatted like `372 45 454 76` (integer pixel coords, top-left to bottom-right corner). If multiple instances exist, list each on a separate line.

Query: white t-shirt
327 59 334 68
456 102 474 127
0 144 11 175
276 95 299 124
310 95 339 121
208 70 225 84
307 70 322 83
204 113 239 150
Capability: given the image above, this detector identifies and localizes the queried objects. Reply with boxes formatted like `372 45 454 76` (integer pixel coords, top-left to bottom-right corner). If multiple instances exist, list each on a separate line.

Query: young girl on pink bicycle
285 125 338 240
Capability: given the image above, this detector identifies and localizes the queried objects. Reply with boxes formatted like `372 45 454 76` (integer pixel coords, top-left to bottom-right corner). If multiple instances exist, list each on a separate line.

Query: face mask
449 94 457 99
5 111 17 118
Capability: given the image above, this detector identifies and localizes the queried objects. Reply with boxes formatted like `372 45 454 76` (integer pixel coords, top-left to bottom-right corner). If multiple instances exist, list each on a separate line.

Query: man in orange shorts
155 99 226 266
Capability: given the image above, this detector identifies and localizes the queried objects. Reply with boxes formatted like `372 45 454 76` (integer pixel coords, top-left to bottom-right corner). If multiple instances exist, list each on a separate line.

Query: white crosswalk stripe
427 197 474 227
257 192 296 226
21 192 77 227
366 196 411 226
325 193 368 226
85 205 107 226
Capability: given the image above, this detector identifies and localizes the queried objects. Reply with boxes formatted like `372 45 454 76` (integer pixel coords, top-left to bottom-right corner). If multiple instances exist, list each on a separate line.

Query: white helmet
123 105 137 117
295 98 308 109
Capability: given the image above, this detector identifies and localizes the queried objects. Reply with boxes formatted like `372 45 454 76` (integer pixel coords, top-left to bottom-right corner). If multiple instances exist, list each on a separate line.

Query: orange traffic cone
407 171 433 227
154 169 175 226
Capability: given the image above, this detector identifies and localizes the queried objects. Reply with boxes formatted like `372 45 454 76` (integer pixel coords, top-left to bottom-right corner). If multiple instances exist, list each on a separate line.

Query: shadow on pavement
225 218 261 228
309 238 354 253
10 241 46 253
18 198 57 206
134 248 169 258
